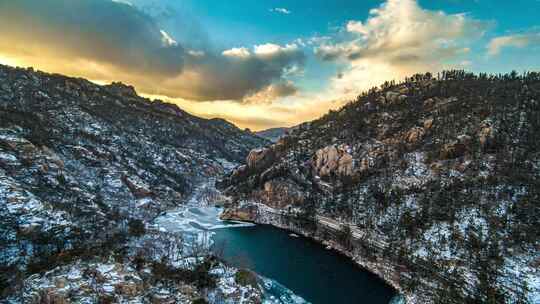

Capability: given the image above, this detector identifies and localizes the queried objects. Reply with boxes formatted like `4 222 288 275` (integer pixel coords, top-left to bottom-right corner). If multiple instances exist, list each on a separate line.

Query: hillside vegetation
219 70 540 303
0 64 268 302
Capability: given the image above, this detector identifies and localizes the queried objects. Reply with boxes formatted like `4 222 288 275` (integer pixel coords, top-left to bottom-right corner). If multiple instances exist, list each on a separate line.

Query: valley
0 65 539 304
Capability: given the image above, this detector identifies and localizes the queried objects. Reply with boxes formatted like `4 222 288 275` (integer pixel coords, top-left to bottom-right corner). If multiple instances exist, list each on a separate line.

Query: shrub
98 294 116 304
128 219 145 237
151 257 217 289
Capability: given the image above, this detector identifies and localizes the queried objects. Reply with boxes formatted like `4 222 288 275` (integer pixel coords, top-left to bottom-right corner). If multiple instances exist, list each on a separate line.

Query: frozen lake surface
155 206 397 304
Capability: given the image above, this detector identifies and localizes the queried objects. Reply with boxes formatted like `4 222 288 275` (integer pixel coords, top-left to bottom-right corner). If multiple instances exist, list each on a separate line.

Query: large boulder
313 145 354 177
246 148 276 171
478 120 495 148
122 175 153 199
405 127 425 143
220 205 258 222
384 91 407 104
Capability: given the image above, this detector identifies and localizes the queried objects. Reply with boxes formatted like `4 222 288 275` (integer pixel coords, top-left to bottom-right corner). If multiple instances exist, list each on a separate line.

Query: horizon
0 0 539 130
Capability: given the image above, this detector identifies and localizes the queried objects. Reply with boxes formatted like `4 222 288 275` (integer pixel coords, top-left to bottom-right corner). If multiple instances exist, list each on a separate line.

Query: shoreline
220 206 416 304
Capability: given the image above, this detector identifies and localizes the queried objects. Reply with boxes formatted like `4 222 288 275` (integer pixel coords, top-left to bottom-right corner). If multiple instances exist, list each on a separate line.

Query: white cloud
270 8 291 15
487 32 540 56
316 0 486 64
160 30 178 47
313 0 489 100
111 0 132 6
222 47 251 59
188 50 205 57
222 44 300 60
253 43 299 57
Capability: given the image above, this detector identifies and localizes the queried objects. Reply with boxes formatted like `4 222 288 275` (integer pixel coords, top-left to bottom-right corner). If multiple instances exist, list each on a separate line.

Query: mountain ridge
0 64 271 303
218 70 540 303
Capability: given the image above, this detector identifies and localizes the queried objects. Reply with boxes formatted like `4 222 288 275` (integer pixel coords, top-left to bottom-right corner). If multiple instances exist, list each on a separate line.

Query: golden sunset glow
1 0 538 130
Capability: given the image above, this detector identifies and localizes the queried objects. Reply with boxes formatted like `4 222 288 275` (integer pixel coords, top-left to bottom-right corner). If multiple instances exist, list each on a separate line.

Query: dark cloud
155 43 304 101
0 0 185 76
270 81 298 98
242 81 299 104
181 48 304 101
0 0 305 102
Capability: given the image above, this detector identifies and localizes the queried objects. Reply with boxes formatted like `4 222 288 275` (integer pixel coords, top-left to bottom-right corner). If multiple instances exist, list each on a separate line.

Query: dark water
212 225 396 304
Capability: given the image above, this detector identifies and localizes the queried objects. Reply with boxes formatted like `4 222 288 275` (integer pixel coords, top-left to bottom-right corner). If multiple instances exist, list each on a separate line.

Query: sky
0 0 539 130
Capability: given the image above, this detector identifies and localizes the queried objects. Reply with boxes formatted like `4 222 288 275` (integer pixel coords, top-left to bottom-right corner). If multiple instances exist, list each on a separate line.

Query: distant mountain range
255 127 290 142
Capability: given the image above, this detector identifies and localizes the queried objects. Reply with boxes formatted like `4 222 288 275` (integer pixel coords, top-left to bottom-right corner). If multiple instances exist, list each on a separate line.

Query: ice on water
154 205 254 236
153 205 310 304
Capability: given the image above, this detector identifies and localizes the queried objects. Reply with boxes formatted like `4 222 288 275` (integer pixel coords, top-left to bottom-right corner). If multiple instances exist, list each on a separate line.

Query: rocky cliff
218 71 540 303
0 64 269 302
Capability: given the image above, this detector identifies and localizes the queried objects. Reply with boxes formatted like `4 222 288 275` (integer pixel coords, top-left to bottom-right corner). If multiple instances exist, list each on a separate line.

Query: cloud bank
0 0 304 102
0 0 185 76
314 0 489 100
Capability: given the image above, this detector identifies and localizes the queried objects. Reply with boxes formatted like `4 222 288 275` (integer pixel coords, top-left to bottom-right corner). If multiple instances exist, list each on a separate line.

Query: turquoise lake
213 225 396 304
155 206 397 304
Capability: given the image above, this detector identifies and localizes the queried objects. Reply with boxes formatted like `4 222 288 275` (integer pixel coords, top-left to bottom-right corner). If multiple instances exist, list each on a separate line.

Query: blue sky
153 0 539 44
0 0 539 129
149 0 540 71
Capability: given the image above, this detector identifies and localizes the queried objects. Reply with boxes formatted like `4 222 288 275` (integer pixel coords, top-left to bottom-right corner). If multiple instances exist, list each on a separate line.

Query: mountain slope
218 71 540 303
0 64 268 300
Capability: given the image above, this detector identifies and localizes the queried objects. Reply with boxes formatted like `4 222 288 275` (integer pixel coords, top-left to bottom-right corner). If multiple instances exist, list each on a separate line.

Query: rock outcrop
261 179 305 208
313 144 354 177
246 148 276 171
220 205 258 222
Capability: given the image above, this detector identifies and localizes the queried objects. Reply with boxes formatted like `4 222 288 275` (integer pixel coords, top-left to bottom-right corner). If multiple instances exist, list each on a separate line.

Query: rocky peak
105 81 138 97
152 99 186 117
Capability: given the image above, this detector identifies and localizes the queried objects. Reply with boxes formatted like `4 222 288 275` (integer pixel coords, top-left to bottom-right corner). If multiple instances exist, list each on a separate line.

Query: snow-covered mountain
0 64 270 302
219 71 540 303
